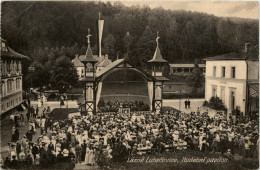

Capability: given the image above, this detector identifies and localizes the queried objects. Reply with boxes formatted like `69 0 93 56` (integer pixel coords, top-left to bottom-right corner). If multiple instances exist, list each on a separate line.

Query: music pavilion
78 31 168 115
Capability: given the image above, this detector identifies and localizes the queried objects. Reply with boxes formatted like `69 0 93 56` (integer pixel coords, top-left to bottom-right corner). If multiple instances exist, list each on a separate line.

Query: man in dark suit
184 100 188 109
48 142 55 152
81 140 87 161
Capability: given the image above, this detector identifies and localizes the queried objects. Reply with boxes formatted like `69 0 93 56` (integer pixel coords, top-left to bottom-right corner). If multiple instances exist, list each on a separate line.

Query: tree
134 25 156 67
185 60 203 93
1 1 258 75
72 43 80 56
123 32 133 52
80 45 87 55
50 55 78 91
103 34 116 60
123 32 133 60
27 61 51 88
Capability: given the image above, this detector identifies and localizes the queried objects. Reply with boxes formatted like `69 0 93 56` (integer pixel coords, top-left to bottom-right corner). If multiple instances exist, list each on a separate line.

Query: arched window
7 60 11 73
16 61 19 71
16 78 21 90
1 81 5 96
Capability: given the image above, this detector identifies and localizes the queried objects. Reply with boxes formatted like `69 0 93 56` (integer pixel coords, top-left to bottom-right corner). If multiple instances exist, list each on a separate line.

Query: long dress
88 149 95 165
85 147 90 164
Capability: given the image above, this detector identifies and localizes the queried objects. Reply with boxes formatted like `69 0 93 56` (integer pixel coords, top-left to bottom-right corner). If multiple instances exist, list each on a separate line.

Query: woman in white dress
88 147 95 166
85 145 90 165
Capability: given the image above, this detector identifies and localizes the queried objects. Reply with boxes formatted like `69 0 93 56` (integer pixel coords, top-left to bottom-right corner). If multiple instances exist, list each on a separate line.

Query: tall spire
156 31 160 47
148 31 168 63
81 28 98 64
86 28 92 47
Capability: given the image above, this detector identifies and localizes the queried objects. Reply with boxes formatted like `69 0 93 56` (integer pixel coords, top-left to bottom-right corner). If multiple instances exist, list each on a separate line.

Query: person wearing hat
32 143 39 160
63 148 69 157
75 142 82 164
10 155 18 169
81 140 87 162
15 141 22 160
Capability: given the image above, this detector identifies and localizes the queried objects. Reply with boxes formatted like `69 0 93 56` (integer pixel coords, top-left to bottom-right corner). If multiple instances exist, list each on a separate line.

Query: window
18 61 22 73
220 87 225 104
212 86 217 97
7 61 11 73
16 79 20 90
230 91 235 110
213 66 216 77
221 67 225 77
231 67 236 78
1 81 5 96
7 80 12 93
16 61 19 72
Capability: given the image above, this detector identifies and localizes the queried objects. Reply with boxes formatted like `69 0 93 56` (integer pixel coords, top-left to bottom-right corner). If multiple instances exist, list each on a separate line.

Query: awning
248 82 259 98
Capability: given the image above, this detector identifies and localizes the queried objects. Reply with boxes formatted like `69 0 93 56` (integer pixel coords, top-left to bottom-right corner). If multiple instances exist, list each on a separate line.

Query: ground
0 109 42 160
0 99 204 158
1 99 257 169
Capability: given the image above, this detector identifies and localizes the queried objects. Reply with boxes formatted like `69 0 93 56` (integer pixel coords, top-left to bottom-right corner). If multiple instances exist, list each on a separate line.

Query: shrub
208 97 227 111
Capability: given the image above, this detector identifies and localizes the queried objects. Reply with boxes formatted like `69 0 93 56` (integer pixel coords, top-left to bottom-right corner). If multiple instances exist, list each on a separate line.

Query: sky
117 1 259 19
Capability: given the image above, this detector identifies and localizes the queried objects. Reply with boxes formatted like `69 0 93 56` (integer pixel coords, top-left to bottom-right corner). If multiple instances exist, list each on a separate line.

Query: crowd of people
2 102 259 169
98 99 150 112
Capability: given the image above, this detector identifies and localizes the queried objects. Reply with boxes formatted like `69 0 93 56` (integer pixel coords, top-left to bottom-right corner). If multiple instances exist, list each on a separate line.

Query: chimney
245 43 250 53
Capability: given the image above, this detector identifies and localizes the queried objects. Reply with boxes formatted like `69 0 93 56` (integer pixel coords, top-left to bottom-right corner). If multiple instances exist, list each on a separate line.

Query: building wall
97 66 104 73
247 60 259 80
205 60 247 79
1 58 23 114
205 60 247 114
169 66 205 75
76 66 85 79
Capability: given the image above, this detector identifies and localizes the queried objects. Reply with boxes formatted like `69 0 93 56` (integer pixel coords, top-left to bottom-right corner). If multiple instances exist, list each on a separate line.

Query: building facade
1 38 29 114
205 44 259 116
169 63 205 75
72 54 111 79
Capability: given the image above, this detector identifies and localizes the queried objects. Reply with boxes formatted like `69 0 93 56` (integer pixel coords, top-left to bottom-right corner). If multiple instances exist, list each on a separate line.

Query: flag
98 19 104 58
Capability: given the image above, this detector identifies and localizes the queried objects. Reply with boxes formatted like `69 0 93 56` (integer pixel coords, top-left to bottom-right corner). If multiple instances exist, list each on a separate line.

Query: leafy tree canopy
50 55 78 91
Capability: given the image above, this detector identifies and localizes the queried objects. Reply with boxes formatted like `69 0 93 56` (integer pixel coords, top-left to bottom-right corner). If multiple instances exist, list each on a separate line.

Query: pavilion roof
81 45 98 64
1 37 29 60
148 45 168 63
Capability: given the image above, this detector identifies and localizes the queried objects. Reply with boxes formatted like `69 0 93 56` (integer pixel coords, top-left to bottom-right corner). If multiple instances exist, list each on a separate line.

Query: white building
169 63 205 75
72 54 111 79
205 44 259 116
1 38 29 114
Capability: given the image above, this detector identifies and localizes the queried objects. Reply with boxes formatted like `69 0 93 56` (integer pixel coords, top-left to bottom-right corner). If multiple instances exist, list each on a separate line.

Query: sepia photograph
0 1 259 169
